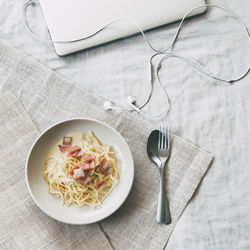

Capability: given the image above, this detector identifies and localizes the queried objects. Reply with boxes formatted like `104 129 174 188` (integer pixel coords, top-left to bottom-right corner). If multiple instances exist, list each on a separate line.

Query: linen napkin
0 41 213 250
0 92 112 250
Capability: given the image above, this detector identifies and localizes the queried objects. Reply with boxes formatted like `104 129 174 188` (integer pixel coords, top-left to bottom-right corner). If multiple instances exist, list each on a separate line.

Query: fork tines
158 126 170 150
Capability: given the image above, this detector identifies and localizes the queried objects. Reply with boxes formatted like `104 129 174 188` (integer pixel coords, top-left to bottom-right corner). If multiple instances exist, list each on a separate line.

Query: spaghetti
42 131 120 207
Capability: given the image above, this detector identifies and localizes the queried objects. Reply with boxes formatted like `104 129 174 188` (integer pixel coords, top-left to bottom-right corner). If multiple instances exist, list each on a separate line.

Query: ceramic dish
26 118 134 224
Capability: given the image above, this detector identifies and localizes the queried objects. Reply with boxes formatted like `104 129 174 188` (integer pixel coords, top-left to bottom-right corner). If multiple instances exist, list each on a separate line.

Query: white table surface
1 0 250 249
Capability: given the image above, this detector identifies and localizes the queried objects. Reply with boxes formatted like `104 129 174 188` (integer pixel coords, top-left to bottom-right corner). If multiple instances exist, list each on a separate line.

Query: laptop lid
39 0 206 56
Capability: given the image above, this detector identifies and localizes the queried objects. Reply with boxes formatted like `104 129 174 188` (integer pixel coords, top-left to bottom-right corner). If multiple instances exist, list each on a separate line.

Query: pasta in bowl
26 118 134 225
43 131 120 207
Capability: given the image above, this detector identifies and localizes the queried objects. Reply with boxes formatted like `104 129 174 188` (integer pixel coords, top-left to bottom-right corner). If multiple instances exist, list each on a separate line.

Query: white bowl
25 118 134 224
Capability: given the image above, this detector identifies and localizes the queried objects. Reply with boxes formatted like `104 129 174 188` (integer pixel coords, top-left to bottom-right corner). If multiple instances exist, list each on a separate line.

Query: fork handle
156 167 172 224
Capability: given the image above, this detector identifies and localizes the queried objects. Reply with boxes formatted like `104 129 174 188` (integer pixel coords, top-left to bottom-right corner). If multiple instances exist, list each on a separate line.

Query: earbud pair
103 96 140 113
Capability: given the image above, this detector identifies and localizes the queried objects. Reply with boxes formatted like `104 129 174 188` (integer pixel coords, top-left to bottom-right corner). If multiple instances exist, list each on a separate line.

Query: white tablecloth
1 0 250 249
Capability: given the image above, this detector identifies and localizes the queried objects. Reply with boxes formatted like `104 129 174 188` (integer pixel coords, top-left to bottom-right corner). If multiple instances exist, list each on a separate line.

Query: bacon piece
70 165 92 186
77 174 92 186
90 160 95 169
72 168 85 180
70 164 92 186
58 145 72 152
97 158 110 175
69 165 79 176
82 154 95 163
58 145 81 154
63 136 72 146
67 145 81 157
79 160 95 171
96 180 105 189
68 151 78 157
68 146 81 154
76 151 84 159
77 153 95 170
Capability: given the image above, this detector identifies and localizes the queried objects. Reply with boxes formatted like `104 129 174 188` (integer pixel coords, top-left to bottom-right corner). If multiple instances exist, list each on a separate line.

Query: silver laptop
39 0 206 56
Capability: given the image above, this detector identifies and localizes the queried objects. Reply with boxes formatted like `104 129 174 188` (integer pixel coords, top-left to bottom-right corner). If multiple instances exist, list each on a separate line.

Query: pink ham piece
79 159 95 171
67 146 81 157
76 174 92 186
72 167 85 179
63 136 72 146
96 180 105 190
58 145 72 152
97 158 110 175
69 165 80 176
68 151 78 157
76 151 84 159
68 145 81 154
70 167 91 186
82 154 95 163
58 145 81 154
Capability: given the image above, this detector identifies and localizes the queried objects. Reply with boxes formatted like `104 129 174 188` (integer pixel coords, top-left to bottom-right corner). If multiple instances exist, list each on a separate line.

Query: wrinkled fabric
1 0 250 249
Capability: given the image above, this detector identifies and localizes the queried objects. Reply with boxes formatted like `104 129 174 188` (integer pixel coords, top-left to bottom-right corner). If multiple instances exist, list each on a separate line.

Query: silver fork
157 126 172 224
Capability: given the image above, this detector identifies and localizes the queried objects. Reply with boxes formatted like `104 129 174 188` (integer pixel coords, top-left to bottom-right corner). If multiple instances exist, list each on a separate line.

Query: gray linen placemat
0 92 112 250
0 41 213 250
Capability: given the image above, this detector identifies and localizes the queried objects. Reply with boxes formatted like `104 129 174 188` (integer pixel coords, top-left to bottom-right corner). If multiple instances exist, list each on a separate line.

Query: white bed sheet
1 0 250 249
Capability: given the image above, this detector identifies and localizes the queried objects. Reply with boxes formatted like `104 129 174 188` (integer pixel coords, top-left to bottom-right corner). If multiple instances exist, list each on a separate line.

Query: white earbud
127 95 136 104
104 101 124 111
103 101 113 110
127 96 141 113
104 97 141 113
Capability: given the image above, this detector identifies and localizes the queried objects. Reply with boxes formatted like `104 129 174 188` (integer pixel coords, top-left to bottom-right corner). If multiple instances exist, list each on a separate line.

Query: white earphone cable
22 1 250 119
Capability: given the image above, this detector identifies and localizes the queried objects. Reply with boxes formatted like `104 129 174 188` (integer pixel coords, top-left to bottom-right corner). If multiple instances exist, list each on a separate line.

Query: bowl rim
25 117 134 225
